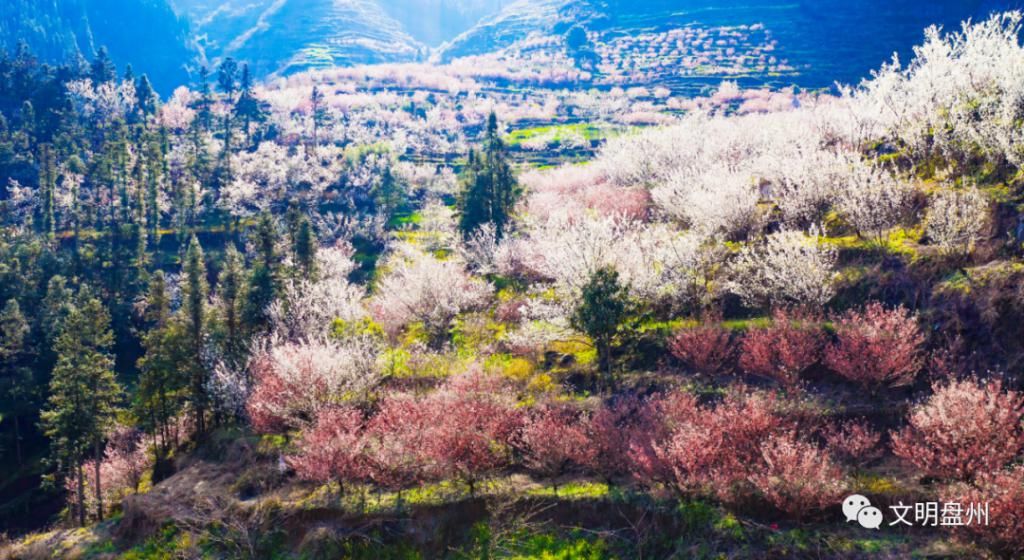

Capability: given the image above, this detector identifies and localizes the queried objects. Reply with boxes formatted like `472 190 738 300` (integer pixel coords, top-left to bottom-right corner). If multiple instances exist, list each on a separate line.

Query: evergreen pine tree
293 215 316 277
90 47 116 84
457 112 518 240
0 299 31 466
181 235 209 436
570 267 631 389
218 245 247 365
40 293 122 525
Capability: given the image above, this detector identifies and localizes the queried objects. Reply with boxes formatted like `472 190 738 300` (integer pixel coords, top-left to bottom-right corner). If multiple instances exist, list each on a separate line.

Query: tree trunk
94 437 104 521
13 415 22 466
76 462 86 527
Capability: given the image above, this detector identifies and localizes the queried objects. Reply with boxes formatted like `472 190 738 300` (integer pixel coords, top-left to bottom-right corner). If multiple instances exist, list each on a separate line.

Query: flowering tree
739 308 825 389
586 397 642 483
834 161 913 242
668 322 734 376
420 371 520 495
288 407 367 496
891 378 1024 480
246 337 382 432
655 390 790 503
64 426 151 522
727 228 837 308
820 419 883 467
516 404 595 494
626 391 701 488
924 188 989 255
942 466 1024 558
268 244 366 342
370 245 490 346
749 433 846 519
362 394 435 496
824 302 924 389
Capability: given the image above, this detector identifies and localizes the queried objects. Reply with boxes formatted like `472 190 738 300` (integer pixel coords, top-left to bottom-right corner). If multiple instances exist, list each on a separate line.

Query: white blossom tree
925 187 990 255
728 228 838 308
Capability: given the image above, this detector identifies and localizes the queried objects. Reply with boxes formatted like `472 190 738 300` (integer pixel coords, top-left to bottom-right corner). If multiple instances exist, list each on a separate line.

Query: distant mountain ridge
4 0 1022 93
0 0 195 93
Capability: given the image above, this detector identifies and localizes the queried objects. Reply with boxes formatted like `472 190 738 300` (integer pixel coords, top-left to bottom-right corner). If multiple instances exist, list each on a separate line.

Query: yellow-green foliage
549 339 597 366
850 473 912 498
527 481 610 500
485 353 535 382
332 317 385 340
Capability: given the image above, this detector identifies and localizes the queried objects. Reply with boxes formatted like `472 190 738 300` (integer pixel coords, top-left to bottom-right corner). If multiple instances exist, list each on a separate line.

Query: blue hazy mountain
173 0 427 76
3 0 1023 91
0 0 195 93
439 0 1024 88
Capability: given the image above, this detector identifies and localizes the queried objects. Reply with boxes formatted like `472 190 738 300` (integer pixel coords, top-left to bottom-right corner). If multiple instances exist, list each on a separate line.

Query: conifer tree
181 236 209 436
218 245 247 365
90 47 115 84
0 299 30 466
36 143 56 240
458 112 518 240
243 214 278 333
40 293 122 525
570 267 631 388
293 215 316 277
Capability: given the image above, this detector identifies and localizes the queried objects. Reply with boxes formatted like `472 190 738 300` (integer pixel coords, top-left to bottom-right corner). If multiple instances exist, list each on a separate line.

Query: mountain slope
0 0 195 93
175 0 426 77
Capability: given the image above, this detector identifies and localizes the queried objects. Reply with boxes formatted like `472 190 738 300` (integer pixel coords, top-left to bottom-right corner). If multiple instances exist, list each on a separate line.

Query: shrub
891 378 1024 480
942 466 1024 558
749 433 846 519
516 404 595 493
739 308 825 389
668 322 733 375
821 419 883 467
655 390 791 503
586 396 642 482
287 407 366 494
824 302 924 389
626 390 700 487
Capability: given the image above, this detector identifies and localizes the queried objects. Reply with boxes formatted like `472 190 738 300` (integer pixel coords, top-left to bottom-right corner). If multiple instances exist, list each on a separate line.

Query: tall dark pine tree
216 57 238 164
40 293 122 526
218 245 247 366
194 66 213 132
234 64 263 149
293 215 316 277
310 86 327 150
458 112 518 240
90 47 116 84
36 143 56 240
135 271 187 468
181 236 209 436
243 213 278 334
0 299 30 466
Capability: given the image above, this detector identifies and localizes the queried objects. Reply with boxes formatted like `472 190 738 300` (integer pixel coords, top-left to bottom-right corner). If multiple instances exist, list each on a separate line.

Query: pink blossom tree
891 378 1024 480
820 419 883 467
942 466 1024 558
668 321 734 376
287 407 367 496
740 308 825 389
749 433 846 519
420 372 521 495
824 302 924 389
515 404 595 494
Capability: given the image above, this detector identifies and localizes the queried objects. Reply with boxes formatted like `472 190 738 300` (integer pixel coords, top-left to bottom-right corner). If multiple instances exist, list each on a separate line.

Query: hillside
3 6 1024 560
0 0 195 92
